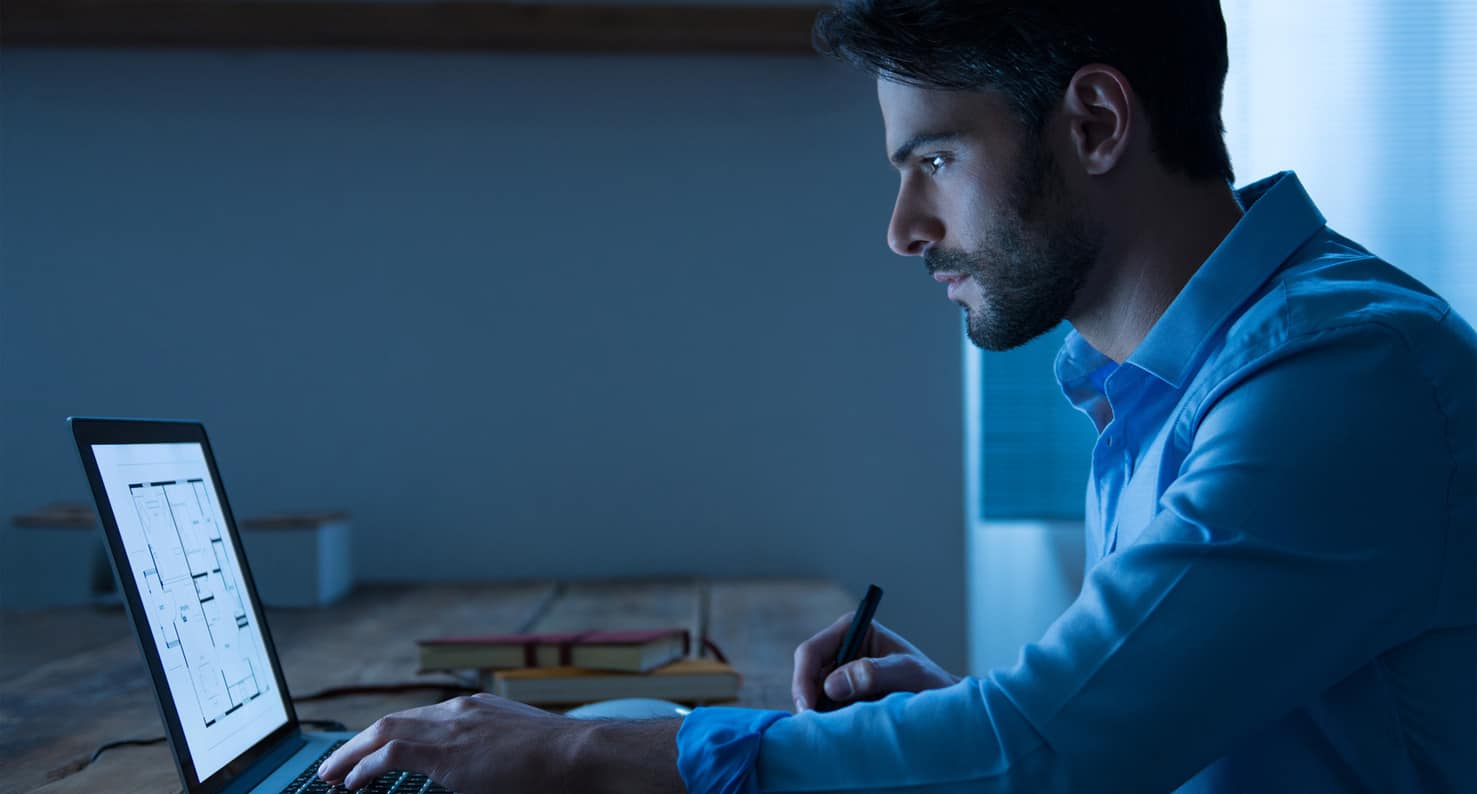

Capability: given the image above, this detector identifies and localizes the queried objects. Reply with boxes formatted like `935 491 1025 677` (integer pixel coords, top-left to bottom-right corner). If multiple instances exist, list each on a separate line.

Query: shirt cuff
676 706 789 794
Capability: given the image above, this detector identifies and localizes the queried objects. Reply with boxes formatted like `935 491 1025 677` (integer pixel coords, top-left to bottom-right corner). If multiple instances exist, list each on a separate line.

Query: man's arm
569 718 686 794
315 694 686 793
687 324 1456 792
322 325 1459 793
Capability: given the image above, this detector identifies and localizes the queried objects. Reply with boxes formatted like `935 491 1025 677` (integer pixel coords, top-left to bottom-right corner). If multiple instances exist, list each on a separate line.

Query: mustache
924 248 976 278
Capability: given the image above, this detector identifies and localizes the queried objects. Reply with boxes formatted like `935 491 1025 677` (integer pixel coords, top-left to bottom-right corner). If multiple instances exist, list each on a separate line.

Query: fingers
342 739 434 791
791 611 856 711
317 694 540 788
821 655 941 705
822 658 877 703
318 706 439 784
318 716 393 783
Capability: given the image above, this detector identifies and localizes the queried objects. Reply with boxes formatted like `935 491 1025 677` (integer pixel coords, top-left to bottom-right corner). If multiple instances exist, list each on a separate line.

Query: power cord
89 736 167 765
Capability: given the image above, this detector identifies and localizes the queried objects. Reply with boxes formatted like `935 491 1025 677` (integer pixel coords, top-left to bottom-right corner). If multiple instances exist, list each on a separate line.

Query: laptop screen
90 441 290 782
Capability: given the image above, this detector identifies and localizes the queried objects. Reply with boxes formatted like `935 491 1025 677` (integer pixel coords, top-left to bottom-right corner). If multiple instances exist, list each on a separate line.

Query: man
318 1 1476 791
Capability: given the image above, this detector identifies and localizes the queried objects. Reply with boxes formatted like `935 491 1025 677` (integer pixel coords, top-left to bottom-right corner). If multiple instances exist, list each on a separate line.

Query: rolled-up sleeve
677 707 789 794
686 325 1453 793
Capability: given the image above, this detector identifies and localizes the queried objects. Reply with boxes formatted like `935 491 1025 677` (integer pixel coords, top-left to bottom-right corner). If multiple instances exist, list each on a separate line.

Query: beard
925 133 1100 352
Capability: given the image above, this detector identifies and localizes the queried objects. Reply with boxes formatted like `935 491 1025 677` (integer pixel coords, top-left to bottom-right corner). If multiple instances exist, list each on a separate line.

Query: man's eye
920 154 948 175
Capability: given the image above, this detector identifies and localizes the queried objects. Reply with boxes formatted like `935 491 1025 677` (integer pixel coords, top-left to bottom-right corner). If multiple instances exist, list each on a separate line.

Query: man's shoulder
1171 230 1477 632
1175 228 1476 439
1200 228 1470 386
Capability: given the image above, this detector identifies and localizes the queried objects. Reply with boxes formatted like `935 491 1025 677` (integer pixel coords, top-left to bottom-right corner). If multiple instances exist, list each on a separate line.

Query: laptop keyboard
281 740 454 794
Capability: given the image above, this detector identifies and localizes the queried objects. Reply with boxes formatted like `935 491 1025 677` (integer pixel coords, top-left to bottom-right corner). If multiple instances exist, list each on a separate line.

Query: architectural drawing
130 479 268 728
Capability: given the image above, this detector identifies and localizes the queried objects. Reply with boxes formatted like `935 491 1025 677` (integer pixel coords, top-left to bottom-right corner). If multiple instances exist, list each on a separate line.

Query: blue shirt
675 172 1477 793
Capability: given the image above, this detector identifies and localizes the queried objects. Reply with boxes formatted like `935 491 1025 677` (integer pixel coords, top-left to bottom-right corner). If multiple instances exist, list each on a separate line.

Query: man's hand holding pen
790 586 960 713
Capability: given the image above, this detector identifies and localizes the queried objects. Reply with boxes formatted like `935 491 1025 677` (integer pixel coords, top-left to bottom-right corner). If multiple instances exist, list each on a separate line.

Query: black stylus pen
815 584 884 711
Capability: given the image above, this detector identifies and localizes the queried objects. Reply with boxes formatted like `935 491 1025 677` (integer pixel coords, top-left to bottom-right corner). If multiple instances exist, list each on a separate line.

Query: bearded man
318 2 1476 791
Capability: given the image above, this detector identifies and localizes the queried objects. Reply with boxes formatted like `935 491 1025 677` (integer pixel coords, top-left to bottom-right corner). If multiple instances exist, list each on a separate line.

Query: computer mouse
563 698 692 720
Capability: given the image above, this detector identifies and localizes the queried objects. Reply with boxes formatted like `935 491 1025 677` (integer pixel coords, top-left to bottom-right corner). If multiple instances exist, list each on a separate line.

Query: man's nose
887 192 944 257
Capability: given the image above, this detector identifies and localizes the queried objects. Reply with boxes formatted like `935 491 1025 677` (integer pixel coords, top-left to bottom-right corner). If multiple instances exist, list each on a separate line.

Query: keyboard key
279 739 457 793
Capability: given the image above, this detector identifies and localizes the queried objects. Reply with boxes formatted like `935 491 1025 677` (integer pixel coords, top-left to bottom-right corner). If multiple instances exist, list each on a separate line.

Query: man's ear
1062 64 1134 176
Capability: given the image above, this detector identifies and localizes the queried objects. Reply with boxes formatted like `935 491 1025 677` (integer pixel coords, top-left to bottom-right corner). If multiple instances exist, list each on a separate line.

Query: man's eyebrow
889 131 965 168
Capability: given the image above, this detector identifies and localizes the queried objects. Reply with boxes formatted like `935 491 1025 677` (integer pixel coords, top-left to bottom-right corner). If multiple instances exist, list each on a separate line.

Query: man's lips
932 272 972 302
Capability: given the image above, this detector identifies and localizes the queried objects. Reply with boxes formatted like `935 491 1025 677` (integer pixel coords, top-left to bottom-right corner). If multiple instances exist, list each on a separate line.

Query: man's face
879 80 1100 351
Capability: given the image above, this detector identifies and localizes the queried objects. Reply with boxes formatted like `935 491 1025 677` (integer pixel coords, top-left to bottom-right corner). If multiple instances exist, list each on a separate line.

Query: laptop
70 417 451 794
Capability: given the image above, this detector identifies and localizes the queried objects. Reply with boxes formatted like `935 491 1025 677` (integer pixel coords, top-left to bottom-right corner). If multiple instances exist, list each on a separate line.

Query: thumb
824 655 941 703
823 658 884 703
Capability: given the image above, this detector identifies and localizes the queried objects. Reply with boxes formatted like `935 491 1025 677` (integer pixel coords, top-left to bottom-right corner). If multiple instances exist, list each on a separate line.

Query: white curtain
1222 0 1475 318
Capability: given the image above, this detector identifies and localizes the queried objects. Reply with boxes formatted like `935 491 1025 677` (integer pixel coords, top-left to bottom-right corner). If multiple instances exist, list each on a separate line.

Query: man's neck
1069 177 1245 364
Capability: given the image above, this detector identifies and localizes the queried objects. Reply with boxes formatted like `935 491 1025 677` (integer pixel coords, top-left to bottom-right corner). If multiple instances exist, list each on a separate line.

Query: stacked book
417 628 740 707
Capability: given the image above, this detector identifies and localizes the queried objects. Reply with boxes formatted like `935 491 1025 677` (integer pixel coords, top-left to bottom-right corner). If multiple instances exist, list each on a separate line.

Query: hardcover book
418 628 689 674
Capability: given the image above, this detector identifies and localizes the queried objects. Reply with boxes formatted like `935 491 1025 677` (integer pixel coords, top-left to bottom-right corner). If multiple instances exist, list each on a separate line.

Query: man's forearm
564 718 688 794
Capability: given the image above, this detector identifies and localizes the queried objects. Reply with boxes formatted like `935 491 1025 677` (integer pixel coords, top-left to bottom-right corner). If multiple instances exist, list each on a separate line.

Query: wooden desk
0 578 852 794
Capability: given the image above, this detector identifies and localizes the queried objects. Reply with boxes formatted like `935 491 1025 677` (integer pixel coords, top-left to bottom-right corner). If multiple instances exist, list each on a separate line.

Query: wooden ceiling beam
1 2 828 54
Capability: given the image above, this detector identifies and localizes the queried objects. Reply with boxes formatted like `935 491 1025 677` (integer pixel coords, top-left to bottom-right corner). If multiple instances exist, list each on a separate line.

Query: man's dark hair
813 0 1235 183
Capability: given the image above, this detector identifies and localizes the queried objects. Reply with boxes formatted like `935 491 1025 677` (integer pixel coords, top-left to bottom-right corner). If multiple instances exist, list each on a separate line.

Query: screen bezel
70 417 302 793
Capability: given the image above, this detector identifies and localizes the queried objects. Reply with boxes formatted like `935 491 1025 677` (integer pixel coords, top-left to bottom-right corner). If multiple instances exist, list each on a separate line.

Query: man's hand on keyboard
314 693 683 794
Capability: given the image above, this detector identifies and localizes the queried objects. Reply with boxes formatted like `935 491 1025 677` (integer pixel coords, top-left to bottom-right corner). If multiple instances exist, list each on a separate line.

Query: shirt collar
1056 171 1327 393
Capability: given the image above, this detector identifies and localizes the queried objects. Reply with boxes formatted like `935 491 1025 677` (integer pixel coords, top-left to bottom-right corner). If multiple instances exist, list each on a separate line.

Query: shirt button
1105 436 1114 448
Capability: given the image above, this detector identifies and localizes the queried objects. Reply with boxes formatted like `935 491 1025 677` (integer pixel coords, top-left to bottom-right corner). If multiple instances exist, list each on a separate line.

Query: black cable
87 717 355 767
89 736 167 765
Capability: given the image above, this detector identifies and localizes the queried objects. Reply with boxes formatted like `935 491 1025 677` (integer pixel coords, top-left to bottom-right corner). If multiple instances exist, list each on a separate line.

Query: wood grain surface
0 578 849 793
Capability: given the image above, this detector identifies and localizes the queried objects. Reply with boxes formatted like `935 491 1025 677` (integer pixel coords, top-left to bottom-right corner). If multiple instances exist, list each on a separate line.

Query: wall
0 47 968 671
